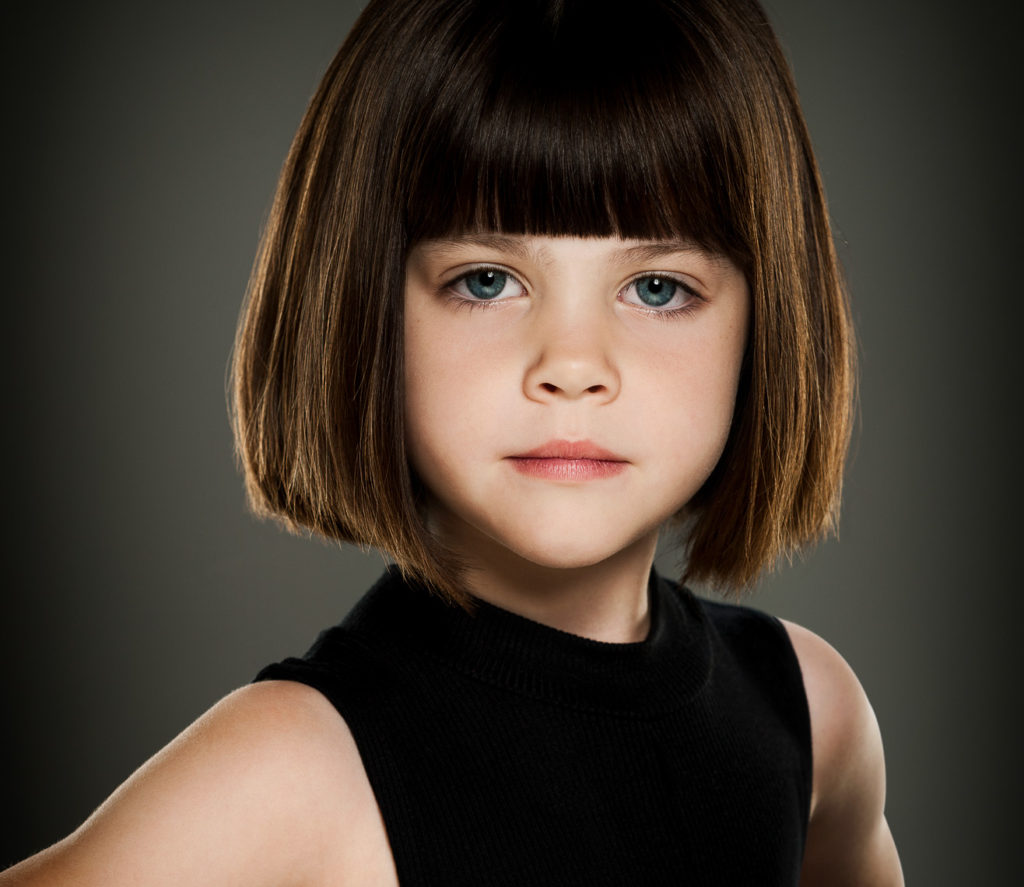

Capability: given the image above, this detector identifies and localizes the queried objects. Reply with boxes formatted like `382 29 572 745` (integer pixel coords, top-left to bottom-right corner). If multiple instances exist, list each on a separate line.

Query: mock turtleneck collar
341 566 714 716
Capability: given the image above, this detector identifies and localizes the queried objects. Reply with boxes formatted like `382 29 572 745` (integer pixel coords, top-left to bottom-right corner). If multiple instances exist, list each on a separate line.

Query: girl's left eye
450 268 526 302
620 275 700 312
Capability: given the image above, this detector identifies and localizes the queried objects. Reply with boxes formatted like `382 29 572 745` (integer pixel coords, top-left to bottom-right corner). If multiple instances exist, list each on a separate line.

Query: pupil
466 270 506 300
638 276 675 306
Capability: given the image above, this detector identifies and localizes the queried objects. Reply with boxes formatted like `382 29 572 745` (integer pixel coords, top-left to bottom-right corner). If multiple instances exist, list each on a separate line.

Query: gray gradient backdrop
5 1 1022 882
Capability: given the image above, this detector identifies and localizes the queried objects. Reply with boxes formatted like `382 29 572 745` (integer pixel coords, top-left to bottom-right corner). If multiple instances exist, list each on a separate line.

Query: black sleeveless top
255 568 812 886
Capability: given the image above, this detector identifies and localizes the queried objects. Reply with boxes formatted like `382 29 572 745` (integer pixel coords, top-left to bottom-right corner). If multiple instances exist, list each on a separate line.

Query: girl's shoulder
780 621 904 885
779 621 880 817
1 680 395 887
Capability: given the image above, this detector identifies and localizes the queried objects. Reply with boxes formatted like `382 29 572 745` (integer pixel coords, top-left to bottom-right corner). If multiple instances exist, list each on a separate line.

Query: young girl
3 0 902 884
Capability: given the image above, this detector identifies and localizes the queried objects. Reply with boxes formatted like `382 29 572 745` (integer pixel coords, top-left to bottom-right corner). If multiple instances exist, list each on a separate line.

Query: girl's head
232 0 854 604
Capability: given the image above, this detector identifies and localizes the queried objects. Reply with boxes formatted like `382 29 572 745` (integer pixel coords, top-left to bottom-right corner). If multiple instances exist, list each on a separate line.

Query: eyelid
444 261 523 282
623 270 703 293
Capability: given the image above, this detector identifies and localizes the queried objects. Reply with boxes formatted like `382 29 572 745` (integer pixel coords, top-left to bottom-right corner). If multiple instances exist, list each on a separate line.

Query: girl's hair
232 0 855 605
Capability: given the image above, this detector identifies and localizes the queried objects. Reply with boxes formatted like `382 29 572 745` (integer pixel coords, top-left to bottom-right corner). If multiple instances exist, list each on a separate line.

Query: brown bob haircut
233 0 855 606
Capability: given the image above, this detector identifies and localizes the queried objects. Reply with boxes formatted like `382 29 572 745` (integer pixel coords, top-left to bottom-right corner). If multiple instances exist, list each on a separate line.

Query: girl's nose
522 304 621 404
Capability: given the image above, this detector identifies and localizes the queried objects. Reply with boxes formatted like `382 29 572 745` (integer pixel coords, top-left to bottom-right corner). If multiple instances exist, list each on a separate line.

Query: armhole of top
699 598 815 828
765 612 815 829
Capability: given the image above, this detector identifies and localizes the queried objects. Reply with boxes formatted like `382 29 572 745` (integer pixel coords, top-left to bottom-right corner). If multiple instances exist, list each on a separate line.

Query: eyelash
440 266 705 318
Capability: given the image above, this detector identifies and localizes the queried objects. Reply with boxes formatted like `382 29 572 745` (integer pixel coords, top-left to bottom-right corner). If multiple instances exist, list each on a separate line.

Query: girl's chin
425 500 662 575
474 529 660 576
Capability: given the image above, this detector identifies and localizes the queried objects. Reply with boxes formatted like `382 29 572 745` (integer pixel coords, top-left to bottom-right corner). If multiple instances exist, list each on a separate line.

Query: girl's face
404 234 749 574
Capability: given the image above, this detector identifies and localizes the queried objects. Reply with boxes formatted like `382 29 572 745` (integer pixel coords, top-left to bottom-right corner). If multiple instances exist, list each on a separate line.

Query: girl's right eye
449 267 526 303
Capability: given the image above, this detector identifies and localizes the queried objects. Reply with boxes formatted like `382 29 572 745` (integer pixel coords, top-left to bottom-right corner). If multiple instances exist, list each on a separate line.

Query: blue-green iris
465 270 507 300
635 276 676 307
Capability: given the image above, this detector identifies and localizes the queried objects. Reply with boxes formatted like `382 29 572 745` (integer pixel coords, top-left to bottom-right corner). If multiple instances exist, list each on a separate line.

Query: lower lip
507 458 628 481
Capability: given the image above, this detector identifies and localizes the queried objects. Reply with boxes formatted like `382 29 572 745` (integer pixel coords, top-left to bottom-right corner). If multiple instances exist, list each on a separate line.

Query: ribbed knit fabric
255 568 812 886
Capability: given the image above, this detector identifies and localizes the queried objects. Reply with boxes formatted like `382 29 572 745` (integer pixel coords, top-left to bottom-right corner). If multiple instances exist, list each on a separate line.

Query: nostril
536 381 609 396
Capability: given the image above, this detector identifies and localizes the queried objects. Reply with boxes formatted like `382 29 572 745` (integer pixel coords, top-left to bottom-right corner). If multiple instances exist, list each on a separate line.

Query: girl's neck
451 525 658 645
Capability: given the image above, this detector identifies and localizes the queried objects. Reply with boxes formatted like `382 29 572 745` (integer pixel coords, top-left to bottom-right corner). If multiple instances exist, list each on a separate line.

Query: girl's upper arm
781 620 905 887
0 680 364 887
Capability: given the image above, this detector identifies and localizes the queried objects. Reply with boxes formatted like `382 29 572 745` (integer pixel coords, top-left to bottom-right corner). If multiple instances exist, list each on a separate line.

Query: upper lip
509 440 627 461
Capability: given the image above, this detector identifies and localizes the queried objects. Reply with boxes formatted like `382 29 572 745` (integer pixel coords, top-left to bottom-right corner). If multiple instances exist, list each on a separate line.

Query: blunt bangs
400 0 752 264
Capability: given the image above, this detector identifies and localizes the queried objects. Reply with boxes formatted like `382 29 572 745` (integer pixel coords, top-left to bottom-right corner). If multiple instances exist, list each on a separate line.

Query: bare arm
783 621 904 887
0 681 385 887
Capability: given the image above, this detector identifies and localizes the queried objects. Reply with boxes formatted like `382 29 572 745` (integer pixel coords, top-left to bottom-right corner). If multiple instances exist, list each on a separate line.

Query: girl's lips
506 440 628 481
511 440 625 461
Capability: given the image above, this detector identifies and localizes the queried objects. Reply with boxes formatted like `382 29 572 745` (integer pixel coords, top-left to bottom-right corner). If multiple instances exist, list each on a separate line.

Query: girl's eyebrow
613 240 722 266
418 235 722 268
419 234 533 260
